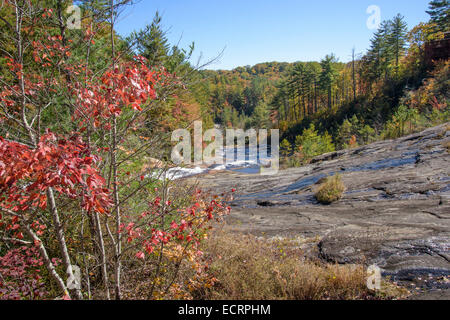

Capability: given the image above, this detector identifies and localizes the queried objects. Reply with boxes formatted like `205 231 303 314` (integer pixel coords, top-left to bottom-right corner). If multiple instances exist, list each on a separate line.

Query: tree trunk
110 0 122 300
352 48 357 101
93 212 111 300
23 224 70 298
47 187 83 300
328 86 332 110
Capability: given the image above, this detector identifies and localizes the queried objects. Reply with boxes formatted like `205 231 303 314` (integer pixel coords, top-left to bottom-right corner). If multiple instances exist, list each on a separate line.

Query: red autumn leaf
136 251 145 260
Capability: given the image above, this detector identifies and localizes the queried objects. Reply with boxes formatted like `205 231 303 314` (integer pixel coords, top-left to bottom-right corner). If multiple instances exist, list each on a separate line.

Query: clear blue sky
115 0 432 70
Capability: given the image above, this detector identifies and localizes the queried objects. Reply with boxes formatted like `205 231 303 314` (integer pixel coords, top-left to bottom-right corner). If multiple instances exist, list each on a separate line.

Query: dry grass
315 174 346 205
195 232 406 300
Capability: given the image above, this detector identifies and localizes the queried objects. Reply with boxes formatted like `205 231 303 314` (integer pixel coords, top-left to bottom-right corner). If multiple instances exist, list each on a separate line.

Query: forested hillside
191 3 449 166
195 60 344 130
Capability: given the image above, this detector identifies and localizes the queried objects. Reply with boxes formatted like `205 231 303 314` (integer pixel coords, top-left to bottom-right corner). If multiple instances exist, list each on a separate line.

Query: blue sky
115 0 432 70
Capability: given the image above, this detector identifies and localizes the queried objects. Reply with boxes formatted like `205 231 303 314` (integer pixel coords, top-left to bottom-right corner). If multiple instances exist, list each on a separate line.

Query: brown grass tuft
315 174 346 205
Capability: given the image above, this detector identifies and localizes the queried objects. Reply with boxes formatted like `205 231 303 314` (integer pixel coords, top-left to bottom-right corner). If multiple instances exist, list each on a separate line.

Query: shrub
336 116 377 149
294 124 335 164
119 187 231 300
315 174 346 204
359 125 377 145
280 139 292 157
0 246 48 300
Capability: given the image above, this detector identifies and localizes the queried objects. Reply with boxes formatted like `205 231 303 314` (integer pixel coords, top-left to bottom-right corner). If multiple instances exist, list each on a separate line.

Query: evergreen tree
426 0 450 33
319 54 338 110
272 80 290 122
251 102 270 128
129 11 170 66
336 119 353 149
389 14 408 75
302 64 317 115
221 107 233 127
231 108 240 127
359 125 377 145
280 139 292 157
352 48 357 101
294 124 335 162
292 63 306 117
367 20 393 81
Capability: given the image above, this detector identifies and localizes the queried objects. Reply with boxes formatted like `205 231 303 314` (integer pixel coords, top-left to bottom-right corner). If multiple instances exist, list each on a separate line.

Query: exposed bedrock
192 123 450 293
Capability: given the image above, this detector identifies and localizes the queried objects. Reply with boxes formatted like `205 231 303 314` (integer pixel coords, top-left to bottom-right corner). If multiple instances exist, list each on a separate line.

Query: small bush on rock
315 174 346 204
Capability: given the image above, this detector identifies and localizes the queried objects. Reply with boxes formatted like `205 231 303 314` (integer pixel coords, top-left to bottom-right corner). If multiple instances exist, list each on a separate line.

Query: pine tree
352 48 357 100
367 20 393 81
280 139 292 157
426 0 450 33
129 11 170 66
251 102 270 128
292 63 306 117
389 14 408 75
319 54 338 110
294 124 335 161
274 80 290 122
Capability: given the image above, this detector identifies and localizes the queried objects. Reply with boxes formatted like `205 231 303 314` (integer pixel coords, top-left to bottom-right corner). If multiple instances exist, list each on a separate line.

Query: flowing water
156 144 274 180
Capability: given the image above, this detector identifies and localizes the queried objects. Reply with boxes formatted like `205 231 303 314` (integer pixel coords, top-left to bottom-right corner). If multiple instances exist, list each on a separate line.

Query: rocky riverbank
190 123 450 299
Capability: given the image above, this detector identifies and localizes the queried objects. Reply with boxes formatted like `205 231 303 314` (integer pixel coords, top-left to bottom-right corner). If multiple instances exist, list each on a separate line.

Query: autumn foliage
0 132 111 215
0 245 48 300
0 0 228 300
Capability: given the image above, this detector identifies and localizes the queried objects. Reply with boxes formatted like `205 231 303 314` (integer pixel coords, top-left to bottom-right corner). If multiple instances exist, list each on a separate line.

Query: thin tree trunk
314 80 317 113
110 0 122 300
23 224 70 298
328 86 332 110
14 1 36 147
352 48 357 101
94 212 110 300
47 187 83 300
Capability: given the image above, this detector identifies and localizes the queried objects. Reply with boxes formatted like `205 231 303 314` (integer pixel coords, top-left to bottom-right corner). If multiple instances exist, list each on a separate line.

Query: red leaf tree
0 0 228 300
